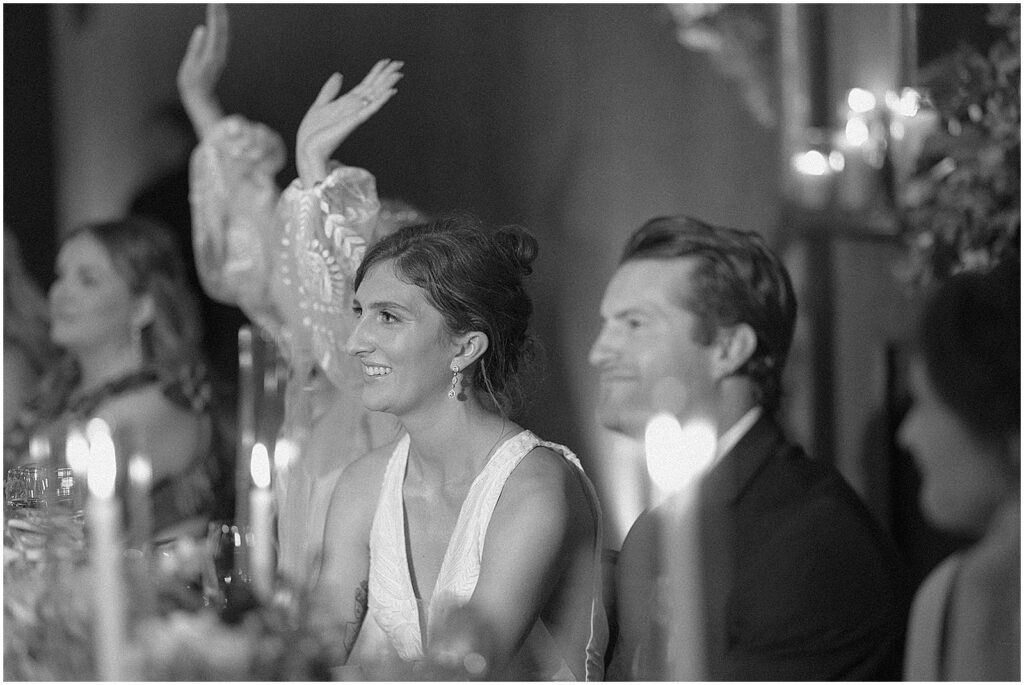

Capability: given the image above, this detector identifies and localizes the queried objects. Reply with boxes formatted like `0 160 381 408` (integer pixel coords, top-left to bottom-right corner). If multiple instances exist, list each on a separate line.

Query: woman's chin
358 389 391 415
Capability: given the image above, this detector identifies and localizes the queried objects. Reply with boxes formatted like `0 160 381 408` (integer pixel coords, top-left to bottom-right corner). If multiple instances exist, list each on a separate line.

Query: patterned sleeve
271 162 381 387
188 115 287 336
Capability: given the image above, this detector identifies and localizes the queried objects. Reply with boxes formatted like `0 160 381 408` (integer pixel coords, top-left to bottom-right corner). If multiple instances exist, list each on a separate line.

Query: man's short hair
621 215 797 411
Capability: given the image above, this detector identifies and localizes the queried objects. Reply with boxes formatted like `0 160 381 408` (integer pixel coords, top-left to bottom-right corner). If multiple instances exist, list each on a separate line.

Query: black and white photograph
4 3 1019 680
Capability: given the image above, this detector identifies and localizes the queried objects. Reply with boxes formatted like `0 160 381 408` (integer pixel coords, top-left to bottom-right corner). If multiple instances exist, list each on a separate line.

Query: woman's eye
380 310 397 323
352 306 363 318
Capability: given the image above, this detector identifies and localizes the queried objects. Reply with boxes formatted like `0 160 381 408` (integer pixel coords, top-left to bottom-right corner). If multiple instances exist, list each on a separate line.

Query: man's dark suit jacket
697 415 912 680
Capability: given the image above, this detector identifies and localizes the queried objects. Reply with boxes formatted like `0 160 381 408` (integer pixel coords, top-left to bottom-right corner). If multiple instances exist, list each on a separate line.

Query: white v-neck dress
347 430 607 680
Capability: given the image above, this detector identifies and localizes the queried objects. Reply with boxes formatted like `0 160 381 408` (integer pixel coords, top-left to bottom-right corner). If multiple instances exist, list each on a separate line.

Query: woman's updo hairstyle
354 212 540 417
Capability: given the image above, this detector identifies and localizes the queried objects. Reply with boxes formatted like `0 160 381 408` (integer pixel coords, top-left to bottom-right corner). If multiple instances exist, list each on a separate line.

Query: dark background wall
4 5 58 290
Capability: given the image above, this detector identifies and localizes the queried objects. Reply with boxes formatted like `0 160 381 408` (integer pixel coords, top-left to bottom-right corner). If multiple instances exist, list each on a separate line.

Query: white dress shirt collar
714 406 763 462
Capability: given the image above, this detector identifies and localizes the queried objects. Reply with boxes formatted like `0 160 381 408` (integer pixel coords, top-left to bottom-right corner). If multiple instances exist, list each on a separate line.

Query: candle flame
791 150 831 176
250 442 271 489
844 117 871 147
644 412 717 495
847 88 876 114
28 434 51 462
128 454 153 487
273 437 297 475
86 418 117 499
828 151 846 172
66 427 90 474
896 88 922 117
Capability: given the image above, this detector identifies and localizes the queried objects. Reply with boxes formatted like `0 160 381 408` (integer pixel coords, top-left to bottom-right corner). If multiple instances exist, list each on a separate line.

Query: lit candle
835 117 875 211
644 413 717 679
127 453 153 549
789 148 837 210
249 442 275 600
834 88 888 211
272 436 297 518
236 326 255 530
85 418 127 681
66 426 90 512
126 451 158 619
28 432 51 464
886 88 940 189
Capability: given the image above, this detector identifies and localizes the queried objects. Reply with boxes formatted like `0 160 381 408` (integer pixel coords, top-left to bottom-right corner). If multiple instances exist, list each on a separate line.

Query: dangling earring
448 361 462 399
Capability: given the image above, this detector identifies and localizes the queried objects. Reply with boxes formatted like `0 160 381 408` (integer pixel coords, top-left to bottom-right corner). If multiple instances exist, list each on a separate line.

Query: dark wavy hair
65 216 204 383
354 213 540 418
621 215 797 412
917 259 1020 444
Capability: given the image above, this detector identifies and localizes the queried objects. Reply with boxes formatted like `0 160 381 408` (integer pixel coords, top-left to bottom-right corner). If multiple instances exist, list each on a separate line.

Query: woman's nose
346 318 371 356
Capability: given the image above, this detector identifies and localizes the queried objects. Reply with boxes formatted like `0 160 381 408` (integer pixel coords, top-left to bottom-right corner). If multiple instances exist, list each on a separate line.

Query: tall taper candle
249 442 275 600
236 326 255 531
644 413 716 679
85 418 127 681
66 425 90 512
127 453 153 549
127 452 157 619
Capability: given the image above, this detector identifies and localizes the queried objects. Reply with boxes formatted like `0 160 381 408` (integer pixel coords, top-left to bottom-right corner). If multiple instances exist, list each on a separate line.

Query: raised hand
177 3 229 139
296 59 404 187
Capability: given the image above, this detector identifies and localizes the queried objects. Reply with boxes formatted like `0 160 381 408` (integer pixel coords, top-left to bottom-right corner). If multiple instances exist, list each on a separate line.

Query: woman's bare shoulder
326 435 404 516
95 383 196 423
93 384 207 478
494 444 594 539
340 436 401 483
505 445 585 501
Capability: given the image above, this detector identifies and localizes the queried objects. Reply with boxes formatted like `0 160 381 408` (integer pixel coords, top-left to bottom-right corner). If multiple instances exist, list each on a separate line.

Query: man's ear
132 293 156 330
711 323 757 381
453 330 489 370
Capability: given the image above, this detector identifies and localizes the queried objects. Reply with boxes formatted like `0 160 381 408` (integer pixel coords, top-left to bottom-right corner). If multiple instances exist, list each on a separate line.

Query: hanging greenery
897 4 1020 288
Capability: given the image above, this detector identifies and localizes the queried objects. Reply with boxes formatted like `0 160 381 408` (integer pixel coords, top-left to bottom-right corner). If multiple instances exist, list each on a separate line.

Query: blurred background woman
4 217 225 539
900 258 1020 681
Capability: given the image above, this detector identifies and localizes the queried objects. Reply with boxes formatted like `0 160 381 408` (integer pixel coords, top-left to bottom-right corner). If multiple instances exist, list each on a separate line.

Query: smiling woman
4 217 227 539
313 214 608 680
348 214 538 420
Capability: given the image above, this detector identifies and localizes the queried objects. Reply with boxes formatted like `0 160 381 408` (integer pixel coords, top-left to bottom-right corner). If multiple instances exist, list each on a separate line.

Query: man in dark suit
590 216 910 680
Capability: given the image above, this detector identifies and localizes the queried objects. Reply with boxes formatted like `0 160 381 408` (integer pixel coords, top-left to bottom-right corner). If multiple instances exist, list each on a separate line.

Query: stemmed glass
202 521 263 617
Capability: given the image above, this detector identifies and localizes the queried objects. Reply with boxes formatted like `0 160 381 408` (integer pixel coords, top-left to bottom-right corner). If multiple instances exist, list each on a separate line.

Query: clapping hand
296 59 404 188
178 3 229 139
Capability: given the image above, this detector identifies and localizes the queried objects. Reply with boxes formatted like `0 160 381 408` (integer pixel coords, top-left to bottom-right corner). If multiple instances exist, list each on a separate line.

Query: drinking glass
5 466 27 510
202 522 262 615
20 464 49 509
